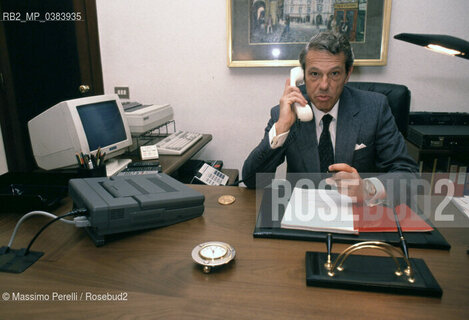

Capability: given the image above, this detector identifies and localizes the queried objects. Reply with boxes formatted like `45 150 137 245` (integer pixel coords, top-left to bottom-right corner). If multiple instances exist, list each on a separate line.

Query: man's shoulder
343 84 387 100
343 84 387 109
270 104 281 118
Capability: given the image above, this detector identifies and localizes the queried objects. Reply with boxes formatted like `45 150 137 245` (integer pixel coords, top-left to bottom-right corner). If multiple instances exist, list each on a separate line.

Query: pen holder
77 166 107 178
305 239 443 297
325 241 414 282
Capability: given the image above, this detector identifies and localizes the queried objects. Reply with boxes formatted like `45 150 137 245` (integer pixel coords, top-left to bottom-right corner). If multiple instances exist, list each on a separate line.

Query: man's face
304 50 353 113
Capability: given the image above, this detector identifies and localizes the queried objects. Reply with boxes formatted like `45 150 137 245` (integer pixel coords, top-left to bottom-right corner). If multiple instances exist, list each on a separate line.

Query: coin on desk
218 195 236 205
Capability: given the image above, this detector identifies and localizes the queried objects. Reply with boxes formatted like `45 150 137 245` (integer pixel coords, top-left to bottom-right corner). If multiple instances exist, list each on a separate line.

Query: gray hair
299 31 354 73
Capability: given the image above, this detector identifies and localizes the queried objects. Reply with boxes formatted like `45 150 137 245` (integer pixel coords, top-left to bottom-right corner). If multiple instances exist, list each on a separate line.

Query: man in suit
242 31 417 205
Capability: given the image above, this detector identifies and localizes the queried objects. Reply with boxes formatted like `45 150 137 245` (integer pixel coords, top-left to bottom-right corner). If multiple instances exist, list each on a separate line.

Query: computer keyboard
156 131 203 155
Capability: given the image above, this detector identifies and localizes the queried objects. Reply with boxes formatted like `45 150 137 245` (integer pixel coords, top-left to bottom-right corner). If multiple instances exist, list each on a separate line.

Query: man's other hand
326 163 366 203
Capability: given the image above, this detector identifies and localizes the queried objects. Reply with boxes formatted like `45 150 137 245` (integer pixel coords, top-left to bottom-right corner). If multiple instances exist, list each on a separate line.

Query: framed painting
227 0 392 67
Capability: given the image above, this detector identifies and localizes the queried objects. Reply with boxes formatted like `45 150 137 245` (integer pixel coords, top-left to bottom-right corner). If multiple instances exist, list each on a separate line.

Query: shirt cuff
269 124 289 149
364 177 386 207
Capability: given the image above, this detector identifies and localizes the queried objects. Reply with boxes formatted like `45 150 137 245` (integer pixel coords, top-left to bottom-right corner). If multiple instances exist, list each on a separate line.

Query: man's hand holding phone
275 78 309 134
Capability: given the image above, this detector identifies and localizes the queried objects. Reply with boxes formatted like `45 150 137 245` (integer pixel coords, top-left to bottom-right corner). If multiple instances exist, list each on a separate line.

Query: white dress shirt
269 101 339 149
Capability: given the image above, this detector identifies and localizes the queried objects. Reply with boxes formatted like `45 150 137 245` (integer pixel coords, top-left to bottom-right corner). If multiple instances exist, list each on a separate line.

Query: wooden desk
1 185 468 319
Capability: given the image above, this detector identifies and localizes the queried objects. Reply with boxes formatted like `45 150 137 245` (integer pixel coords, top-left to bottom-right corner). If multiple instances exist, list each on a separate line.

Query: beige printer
123 102 174 134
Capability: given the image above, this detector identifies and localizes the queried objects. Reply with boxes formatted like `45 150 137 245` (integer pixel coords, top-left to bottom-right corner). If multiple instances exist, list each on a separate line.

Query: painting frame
227 0 392 67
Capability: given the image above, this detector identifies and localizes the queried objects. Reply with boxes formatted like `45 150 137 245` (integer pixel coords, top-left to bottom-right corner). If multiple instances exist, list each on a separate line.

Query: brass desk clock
192 241 236 273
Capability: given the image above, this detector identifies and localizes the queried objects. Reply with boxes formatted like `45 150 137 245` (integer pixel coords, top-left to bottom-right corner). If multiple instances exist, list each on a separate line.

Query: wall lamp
394 33 469 60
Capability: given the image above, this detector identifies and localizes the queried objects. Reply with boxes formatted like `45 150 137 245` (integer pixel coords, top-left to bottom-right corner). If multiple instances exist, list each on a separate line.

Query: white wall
96 0 469 174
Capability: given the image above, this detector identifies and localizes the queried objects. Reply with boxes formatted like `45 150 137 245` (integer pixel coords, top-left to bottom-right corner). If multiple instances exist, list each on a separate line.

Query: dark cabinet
0 0 103 171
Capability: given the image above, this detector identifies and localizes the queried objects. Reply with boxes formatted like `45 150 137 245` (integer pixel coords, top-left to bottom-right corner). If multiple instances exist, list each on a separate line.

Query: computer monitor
28 94 133 174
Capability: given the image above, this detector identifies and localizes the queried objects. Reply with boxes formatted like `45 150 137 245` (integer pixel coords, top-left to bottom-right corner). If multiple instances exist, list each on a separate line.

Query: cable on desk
8 211 73 248
229 179 243 187
6 208 88 250
25 211 79 255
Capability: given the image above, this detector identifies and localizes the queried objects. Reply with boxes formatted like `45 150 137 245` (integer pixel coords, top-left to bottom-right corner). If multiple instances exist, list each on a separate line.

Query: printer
123 103 174 134
69 173 204 246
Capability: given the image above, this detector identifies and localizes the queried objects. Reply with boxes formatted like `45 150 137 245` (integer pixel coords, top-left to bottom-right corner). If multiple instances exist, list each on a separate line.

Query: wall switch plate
114 86 130 99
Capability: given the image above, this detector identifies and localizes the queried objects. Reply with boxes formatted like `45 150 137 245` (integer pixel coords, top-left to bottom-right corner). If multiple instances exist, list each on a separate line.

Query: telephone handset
290 67 313 122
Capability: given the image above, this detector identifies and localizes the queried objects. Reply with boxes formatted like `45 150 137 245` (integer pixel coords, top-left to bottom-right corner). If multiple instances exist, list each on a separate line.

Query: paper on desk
451 196 469 219
281 188 357 234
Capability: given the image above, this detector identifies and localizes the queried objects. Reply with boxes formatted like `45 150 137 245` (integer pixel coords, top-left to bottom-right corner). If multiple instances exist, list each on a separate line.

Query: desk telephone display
290 67 313 122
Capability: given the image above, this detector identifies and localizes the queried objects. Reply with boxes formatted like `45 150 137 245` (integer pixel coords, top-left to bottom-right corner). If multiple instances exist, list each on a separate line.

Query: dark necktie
318 114 334 172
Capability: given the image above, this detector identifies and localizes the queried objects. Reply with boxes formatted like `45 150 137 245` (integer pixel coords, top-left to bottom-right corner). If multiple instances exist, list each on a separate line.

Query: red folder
353 204 434 233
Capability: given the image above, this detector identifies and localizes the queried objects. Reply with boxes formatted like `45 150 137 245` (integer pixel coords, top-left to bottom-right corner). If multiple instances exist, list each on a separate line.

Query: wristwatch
363 178 377 199
363 178 384 207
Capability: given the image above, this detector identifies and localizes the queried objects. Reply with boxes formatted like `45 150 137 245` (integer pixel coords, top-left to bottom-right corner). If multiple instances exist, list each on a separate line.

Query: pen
87 154 94 169
392 205 409 261
75 153 81 166
80 153 86 168
96 147 101 166
80 152 86 167
82 154 88 169
325 233 333 270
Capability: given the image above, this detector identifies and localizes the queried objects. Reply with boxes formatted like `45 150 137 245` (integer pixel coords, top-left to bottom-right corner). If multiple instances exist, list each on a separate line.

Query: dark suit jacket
242 85 418 193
